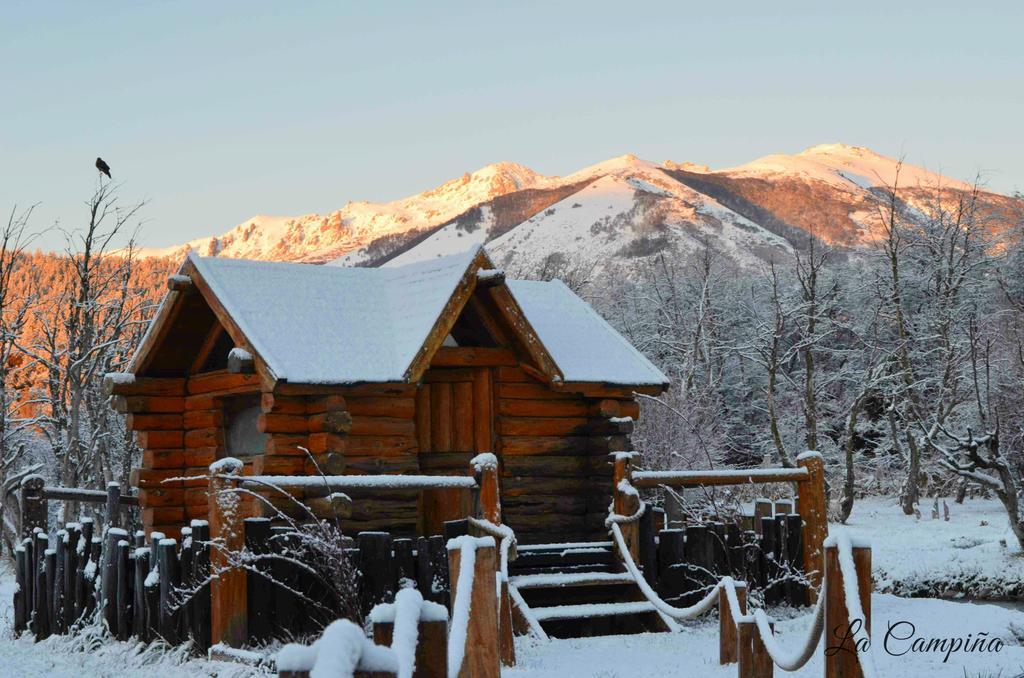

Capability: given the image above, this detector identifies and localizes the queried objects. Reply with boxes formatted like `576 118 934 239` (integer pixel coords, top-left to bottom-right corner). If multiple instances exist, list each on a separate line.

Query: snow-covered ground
0 498 1021 676
843 497 1024 600
509 594 1024 678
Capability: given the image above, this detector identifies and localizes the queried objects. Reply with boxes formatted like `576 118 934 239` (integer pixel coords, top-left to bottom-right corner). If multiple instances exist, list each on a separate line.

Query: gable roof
186 247 486 384
507 280 668 386
131 246 669 389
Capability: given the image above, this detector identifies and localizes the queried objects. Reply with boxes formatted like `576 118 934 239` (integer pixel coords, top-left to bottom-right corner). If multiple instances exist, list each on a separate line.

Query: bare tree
19 184 147 516
0 206 42 549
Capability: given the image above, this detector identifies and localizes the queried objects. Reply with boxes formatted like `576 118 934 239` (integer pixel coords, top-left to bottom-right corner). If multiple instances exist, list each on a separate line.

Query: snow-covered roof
148 246 667 388
189 248 481 384
506 280 669 386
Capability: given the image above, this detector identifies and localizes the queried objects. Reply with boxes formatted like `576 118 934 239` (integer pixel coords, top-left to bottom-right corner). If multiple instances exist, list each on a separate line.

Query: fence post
752 618 775 678
824 542 872 678
471 453 501 525
209 458 247 647
373 612 449 678
19 475 46 538
736 618 755 678
470 453 515 667
796 452 827 600
447 537 500 678
718 581 746 664
611 452 640 564
105 482 122 530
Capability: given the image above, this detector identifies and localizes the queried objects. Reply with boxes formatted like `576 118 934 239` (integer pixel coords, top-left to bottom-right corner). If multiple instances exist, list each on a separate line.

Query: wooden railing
17 475 139 538
608 450 878 678
209 452 515 662
612 450 828 597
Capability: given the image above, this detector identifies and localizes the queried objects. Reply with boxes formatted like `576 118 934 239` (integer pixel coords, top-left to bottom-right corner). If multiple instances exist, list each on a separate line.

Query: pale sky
2 1 1022 251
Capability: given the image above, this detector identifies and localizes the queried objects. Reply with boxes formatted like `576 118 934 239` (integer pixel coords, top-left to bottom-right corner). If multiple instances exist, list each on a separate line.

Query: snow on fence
12 517 214 647
277 588 449 678
11 509 479 652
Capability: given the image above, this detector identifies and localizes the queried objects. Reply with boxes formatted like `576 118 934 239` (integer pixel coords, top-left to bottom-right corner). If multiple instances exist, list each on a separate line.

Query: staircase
508 540 676 638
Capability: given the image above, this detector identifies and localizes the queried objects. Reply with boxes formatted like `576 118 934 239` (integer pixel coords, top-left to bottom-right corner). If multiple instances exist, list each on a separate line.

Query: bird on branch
95 157 111 178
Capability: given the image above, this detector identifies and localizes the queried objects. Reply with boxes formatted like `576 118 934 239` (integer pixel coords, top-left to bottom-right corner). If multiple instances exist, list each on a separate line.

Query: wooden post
357 531 395 615
447 538 499 678
209 458 247 647
245 517 273 644
471 453 501 524
753 498 773 536
158 537 180 644
64 524 79 630
14 544 27 633
43 547 56 637
116 540 131 641
102 527 128 632
824 542 872 678
19 475 46 537
191 520 212 652
752 618 775 678
53 529 66 634
785 513 808 606
638 505 658 586
393 538 415 585
498 576 516 667
133 547 150 640
611 452 639 564
373 616 449 678
796 452 827 600
657 528 686 603
718 581 747 664
105 482 122 529
736 618 755 678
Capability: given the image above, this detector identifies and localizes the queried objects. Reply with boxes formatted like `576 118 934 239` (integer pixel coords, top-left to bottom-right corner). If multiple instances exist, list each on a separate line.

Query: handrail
42 486 140 506
240 474 478 491
631 467 808 489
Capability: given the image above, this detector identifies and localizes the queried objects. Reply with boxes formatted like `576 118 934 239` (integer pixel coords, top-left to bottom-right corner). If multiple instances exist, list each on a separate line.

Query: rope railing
609 520 721 620
607 467 874 678
752 597 825 671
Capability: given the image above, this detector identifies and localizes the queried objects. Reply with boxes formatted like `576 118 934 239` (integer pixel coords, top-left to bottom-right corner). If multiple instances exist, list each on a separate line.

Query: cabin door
417 366 494 535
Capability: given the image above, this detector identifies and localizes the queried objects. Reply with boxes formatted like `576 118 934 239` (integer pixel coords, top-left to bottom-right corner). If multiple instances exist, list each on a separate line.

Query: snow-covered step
531 601 657 622
511 572 635 589
517 540 613 552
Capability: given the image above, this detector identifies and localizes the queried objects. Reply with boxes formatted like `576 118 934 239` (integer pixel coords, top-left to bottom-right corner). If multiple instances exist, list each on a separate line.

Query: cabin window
223 394 268 459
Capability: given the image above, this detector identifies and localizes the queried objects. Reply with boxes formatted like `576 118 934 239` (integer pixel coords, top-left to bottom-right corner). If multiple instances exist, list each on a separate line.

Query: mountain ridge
136 145 1021 272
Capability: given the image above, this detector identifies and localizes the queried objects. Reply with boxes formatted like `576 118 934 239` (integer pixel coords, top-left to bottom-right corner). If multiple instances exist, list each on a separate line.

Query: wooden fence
639 504 809 609
615 449 827 599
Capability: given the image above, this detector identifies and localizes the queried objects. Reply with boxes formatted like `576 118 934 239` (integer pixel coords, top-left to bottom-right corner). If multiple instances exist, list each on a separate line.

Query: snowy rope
752 596 824 671
467 517 516 578
609 521 720 620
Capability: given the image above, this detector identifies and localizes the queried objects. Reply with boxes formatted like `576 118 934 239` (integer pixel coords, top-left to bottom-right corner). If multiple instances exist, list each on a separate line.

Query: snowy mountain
140 145 1021 273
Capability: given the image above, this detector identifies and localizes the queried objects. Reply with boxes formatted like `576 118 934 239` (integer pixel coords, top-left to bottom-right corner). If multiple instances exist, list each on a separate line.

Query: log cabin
108 246 668 543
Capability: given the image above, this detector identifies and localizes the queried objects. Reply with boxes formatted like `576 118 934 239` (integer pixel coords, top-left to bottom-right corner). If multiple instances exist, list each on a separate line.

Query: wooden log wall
494 365 639 544
121 372 262 538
